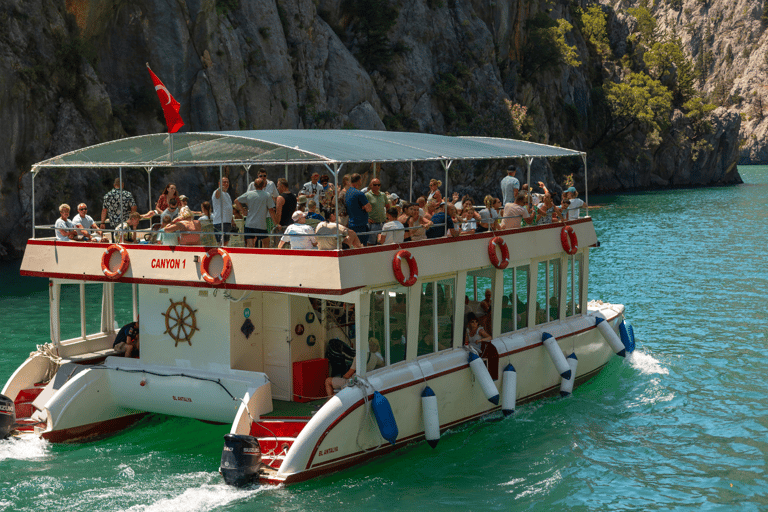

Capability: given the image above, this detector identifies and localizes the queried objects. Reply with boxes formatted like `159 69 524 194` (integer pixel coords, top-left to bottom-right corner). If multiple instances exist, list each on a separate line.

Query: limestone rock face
0 0 751 257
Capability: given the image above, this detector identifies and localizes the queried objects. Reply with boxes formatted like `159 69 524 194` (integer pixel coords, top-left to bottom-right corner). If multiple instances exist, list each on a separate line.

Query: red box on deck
292 358 329 402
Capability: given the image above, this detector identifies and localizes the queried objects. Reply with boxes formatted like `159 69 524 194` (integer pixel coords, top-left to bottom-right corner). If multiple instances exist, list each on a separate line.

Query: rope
351 376 383 454
28 343 62 383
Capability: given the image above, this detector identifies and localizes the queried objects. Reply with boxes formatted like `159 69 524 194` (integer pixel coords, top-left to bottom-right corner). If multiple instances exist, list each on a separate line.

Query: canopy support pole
441 160 453 201
525 157 533 209
145 167 153 213
244 165 251 189
409 162 413 203
324 162 344 249
119 167 124 236
219 165 224 247
31 168 37 239
581 153 588 217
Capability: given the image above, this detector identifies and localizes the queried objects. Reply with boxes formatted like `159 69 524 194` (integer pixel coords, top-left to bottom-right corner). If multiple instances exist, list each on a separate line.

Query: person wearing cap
562 186 584 220
278 211 317 249
501 165 520 206
296 194 308 212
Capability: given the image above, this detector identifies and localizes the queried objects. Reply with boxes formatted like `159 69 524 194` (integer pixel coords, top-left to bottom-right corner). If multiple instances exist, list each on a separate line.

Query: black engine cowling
0 394 15 440
220 434 262 487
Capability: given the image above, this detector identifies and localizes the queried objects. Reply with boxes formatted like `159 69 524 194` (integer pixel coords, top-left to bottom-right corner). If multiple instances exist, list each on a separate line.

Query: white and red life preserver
487 236 510 269
560 225 578 255
101 244 130 279
201 247 233 285
392 250 418 287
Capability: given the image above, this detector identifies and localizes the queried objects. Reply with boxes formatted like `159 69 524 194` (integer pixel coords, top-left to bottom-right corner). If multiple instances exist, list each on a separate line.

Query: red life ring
487 237 510 269
392 250 418 287
560 225 578 255
201 247 233 285
101 244 130 279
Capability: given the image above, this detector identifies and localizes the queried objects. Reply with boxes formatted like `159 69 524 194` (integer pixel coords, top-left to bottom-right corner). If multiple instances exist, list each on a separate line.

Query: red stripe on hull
41 413 148 443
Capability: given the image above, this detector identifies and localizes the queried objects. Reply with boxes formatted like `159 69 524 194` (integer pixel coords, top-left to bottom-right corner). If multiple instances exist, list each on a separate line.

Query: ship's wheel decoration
162 297 199 346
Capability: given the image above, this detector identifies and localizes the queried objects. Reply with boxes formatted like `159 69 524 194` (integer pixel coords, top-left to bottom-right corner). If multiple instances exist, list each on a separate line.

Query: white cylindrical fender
468 352 499 405
501 364 517 417
596 317 626 357
421 386 440 448
542 333 571 380
559 353 578 397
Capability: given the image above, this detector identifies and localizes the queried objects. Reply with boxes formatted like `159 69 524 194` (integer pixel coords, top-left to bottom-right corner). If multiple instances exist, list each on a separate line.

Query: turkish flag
146 64 184 133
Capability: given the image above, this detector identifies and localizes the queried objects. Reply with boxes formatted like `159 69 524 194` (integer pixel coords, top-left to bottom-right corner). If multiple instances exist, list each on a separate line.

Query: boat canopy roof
32 130 583 170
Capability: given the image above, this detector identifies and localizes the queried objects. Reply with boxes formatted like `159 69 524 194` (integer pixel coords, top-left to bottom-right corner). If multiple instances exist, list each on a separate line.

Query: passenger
346 173 372 246
296 194 308 212
536 193 563 225
160 197 180 222
234 177 277 248
324 338 356 396
416 196 427 218
278 211 317 249
366 338 385 371
448 191 460 209
164 207 201 245
178 195 200 216
464 312 491 354
199 201 212 222
116 212 142 243
501 165 520 206
249 169 279 240
365 178 388 246
211 176 233 244
426 202 459 239
54 203 78 242
562 187 584 219
479 288 492 334
379 207 404 245
100 178 138 236
159 214 178 246
336 175 352 227
315 212 363 249
319 174 334 217
501 191 533 229
478 195 501 233
143 183 178 219
404 203 431 242
306 200 325 221
423 199 439 221
300 171 324 200
427 179 443 203
274 178 297 234
459 204 477 235
72 203 102 241
113 318 139 358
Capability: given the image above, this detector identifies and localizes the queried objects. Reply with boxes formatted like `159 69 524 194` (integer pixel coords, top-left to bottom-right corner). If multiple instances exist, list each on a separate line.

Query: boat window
535 259 560 325
502 265 530 333
388 288 408 364
565 254 583 317
58 283 108 341
368 287 408 366
417 278 455 356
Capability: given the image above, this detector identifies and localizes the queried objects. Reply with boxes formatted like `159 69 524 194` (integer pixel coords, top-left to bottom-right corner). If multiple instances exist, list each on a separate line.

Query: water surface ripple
1 167 767 511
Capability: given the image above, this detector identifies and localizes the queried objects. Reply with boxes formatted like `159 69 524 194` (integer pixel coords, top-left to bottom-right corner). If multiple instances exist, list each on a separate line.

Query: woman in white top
427 179 443 203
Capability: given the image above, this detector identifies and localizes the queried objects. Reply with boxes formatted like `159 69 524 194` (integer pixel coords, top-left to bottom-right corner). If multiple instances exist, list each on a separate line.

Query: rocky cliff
0 0 750 257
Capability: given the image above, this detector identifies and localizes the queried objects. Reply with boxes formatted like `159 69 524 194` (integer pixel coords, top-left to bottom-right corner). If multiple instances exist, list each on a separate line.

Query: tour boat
0 130 635 486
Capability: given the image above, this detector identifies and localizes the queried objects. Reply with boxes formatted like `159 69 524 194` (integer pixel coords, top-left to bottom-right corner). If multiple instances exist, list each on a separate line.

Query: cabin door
262 293 292 401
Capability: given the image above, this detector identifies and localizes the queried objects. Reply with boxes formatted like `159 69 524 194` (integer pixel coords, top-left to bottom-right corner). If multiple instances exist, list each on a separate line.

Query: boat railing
34 211 586 247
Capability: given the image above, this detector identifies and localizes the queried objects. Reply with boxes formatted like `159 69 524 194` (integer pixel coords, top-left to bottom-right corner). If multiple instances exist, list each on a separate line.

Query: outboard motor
0 394 15 440
220 434 262 487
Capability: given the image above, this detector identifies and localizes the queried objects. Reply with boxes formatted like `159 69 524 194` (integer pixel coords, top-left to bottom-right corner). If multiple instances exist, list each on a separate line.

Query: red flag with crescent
146 64 184 133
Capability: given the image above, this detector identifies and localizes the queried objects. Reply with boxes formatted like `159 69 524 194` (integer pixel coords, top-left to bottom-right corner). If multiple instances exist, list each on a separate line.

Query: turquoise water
2 167 768 511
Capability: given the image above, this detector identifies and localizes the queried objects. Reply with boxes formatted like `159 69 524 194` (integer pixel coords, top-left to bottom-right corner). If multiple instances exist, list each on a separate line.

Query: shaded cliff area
0 0 748 257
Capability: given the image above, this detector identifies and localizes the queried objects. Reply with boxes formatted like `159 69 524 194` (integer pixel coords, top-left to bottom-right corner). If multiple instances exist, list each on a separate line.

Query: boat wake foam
0 435 48 462
123 472 271 512
626 350 668 375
